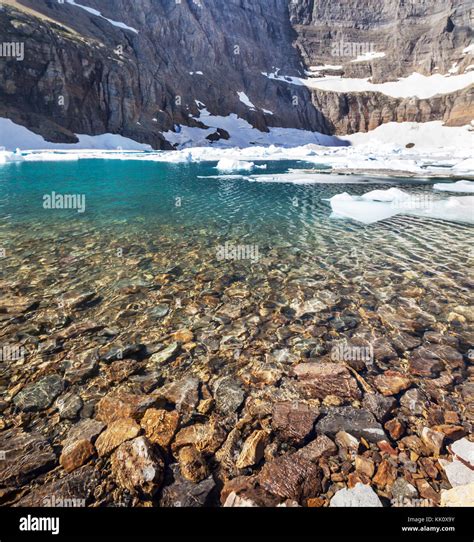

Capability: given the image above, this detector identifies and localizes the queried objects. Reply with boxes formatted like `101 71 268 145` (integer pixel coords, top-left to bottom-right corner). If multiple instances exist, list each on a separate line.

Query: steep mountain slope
0 0 472 148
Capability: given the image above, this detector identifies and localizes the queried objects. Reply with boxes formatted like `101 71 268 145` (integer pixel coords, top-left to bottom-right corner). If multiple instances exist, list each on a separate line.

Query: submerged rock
212 376 245 415
95 418 141 456
0 428 56 487
60 439 95 473
13 375 63 412
293 363 361 401
111 437 164 497
149 342 180 365
140 408 179 448
316 407 386 443
160 464 215 507
271 401 319 444
236 430 268 469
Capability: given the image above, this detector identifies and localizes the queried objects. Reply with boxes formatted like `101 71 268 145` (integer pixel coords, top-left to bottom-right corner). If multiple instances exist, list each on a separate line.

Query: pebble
330 483 382 507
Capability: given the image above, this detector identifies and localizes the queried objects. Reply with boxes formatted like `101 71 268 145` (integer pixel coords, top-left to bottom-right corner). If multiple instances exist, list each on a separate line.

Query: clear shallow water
0 159 472 328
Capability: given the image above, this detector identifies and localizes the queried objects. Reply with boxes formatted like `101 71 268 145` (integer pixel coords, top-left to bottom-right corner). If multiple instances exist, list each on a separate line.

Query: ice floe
216 159 255 172
433 180 474 193
328 189 474 225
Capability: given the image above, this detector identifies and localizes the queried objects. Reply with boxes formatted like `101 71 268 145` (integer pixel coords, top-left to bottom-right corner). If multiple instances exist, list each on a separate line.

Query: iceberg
216 159 255 172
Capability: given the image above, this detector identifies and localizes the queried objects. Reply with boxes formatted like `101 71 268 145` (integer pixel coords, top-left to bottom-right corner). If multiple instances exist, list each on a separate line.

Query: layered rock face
289 0 474 133
0 0 472 146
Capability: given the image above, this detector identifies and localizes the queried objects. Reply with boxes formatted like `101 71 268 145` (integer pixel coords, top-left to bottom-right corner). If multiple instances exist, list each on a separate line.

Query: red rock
258 452 321 501
355 455 375 478
385 418 405 440
373 459 397 489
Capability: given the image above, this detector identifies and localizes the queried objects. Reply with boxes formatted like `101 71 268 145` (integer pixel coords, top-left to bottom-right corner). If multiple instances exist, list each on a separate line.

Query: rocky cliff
0 0 472 147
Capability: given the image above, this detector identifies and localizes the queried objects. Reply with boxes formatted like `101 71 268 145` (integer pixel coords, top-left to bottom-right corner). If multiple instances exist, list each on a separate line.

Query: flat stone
374 370 411 396
55 392 83 420
440 483 474 506
62 419 105 448
330 483 382 507
294 435 337 463
158 377 200 413
178 446 209 482
335 431 360 455
0 428 56 487
373 459 397 489
160 464 215 507
111 437 164 497
236 430 268 469
362 394 396 422
223 491 259 507
60 439 95 473
13 374 63 412
293 363 361 401
95 418 141 456
62 290 98 310
212 376 245 415
258 452 321 501
450 438 474 467
149 342 180 364
96 390 156 423
141 408 179 448
149 304 169 319
315 407 386 443
439 458 474 487
271 401 319 444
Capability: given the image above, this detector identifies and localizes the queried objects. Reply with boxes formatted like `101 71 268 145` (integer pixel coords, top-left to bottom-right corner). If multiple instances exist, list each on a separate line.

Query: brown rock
408 345 463 377
178 446 209 482
258 452 321 501
400 435 429 456
95 418 141 457
432 425 467 441
271 401 319 444
377 440 398 457
0 428 56 487
60 439 95 473
293 363 361 401
421 427 445 456
172 418 226 454
374 370 411 396
236 430 268 469
111 437 164 497
335 431 360 455
157 377 200 413
140 408 179 448
295 435 337 462
96 390 155 423
172 329 194 343
355 455 375 478
416 479 440 505
385 418 405 440
373 459 397 489
61 418 105 448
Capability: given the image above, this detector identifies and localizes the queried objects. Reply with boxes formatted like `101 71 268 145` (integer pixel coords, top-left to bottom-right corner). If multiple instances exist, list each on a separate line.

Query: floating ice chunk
361 188 411 202
433 180 474 193
216 158 255 171
330 198 399 224
408 196 474 224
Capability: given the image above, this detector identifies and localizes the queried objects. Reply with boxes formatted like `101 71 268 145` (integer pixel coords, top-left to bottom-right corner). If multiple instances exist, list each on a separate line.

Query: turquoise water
0 158 472 292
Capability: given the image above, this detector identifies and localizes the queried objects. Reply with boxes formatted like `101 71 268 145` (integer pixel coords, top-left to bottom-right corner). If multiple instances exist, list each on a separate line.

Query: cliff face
0 0 320 148
0 0 472 147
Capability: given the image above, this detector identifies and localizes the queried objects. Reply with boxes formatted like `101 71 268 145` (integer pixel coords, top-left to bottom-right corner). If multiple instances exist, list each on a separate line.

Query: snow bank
237 92 256 110
66 0 138 33
264 71 473 99
433 180 474 193
216 159 255 171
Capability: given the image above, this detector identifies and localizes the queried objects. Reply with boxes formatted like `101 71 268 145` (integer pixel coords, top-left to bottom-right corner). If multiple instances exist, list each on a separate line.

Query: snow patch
66 0 138 33
433 180 474 193
351 52 386 63
237 92 256 110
